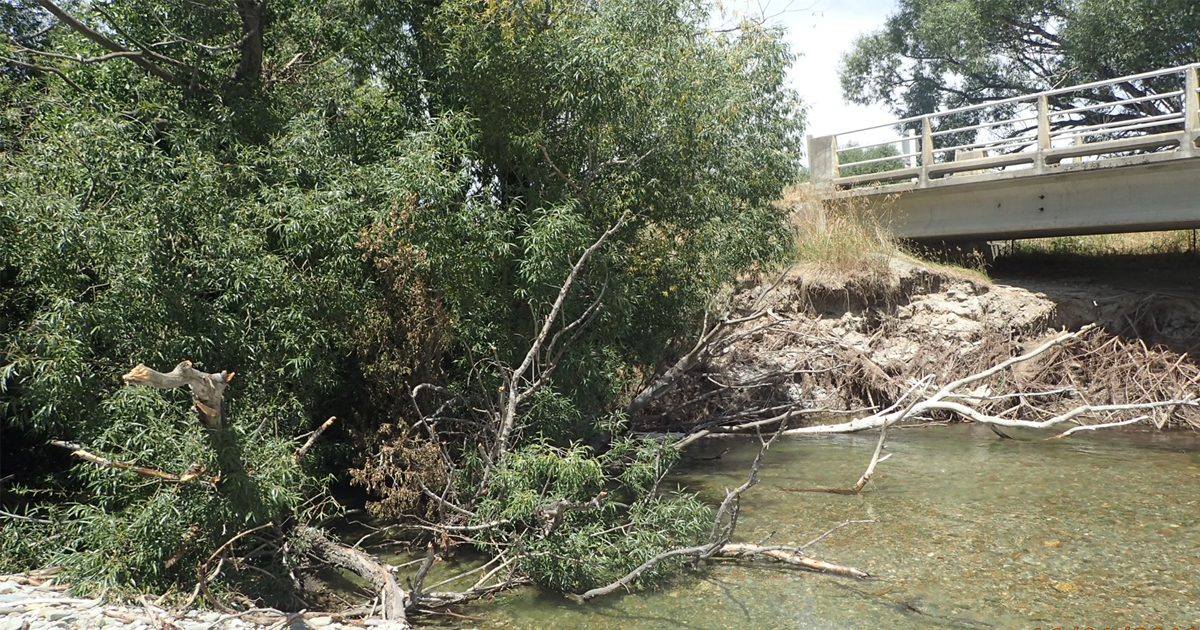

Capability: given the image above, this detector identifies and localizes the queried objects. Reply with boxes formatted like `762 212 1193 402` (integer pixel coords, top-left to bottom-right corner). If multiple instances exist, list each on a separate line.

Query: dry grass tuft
1009 230 1199 256
779 183 898 281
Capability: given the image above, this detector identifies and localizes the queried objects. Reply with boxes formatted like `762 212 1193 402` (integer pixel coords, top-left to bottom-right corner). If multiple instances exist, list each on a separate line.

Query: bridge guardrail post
807 134 839 186
920 116 933 188
1036 94 1051 172
1186 65 1198 155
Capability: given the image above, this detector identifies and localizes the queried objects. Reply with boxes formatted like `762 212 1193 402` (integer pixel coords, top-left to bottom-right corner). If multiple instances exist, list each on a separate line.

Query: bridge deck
809 63 1200 243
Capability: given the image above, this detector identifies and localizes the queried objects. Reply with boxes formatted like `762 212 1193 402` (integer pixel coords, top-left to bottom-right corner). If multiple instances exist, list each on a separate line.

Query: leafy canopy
841 0 1200 120
1 0 803 598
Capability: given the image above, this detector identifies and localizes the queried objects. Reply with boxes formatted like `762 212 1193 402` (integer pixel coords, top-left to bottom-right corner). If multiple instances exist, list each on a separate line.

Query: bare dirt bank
638 254 1200 434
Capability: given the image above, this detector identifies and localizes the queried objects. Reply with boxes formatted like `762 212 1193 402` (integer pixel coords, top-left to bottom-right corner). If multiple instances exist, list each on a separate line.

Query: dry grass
779 183 992 287
779 183 898 281
1009 230 1199 256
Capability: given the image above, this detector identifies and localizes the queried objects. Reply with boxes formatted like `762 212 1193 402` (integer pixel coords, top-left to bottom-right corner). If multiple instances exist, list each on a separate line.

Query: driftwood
781 325 1199 436
301 528 409 625
716 543 869 578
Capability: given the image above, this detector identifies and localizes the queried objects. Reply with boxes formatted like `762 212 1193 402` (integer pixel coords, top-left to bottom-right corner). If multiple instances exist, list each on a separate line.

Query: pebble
0 575 409 630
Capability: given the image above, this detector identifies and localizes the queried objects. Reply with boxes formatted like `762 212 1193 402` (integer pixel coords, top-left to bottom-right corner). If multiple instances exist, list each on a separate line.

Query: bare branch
123 360 233 430
33 0 191 86
294 417 335 465
494 209 632 458
50 440 207 483
1048 415 1147 439
798 519 877 551
715 543 869 578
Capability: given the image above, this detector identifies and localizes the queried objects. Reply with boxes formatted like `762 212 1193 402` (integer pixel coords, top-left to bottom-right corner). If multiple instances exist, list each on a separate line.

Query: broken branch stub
123 361 234 431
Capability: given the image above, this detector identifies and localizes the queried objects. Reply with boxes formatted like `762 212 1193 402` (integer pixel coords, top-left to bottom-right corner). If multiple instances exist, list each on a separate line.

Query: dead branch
294 417 335 465
782 325 1199 436
798 519 877 551
626 267 795 419
785 376 931 494
123 361 234 430
715 544 868 578
626 310 771 417
49 440 208 482
407 545 438 602
1047 414 1148 439
493 209 632 460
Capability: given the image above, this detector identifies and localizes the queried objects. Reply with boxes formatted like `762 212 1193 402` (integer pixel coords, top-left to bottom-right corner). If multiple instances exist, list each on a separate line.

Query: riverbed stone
0 617 27 630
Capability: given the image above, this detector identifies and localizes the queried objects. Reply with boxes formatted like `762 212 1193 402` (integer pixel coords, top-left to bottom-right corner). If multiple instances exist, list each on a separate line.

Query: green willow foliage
1 0 803 598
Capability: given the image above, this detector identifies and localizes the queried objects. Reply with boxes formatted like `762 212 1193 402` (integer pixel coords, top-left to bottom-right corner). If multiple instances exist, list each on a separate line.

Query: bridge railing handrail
829 62 1200 138
810 62 1200 188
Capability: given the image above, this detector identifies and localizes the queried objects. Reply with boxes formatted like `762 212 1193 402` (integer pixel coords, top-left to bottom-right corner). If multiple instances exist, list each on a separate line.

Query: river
461 425 1200 629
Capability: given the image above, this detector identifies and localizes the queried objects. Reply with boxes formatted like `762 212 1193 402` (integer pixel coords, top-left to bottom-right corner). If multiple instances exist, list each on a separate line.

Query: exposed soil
644 252 1200 432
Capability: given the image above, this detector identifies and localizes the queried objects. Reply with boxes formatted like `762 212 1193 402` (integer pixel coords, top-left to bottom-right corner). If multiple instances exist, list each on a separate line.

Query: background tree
840 0 1200 133
836 142 905 177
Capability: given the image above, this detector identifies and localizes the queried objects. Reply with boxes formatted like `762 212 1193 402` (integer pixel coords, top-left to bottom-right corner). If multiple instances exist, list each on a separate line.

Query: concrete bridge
808 63 1200 243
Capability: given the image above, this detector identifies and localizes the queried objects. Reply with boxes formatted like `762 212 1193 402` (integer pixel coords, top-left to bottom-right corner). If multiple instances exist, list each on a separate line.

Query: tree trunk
234 0 265 80
301 528 409 626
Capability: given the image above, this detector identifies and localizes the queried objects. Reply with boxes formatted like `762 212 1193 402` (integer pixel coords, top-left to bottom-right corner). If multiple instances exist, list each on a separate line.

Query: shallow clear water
461 425 1200 630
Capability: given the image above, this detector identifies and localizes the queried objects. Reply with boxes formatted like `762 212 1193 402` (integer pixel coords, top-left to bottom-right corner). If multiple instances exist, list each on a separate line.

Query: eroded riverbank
634 253 1200 435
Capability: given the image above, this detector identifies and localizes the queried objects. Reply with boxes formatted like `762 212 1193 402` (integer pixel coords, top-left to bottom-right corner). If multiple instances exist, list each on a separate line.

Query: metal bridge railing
809 62 1200 190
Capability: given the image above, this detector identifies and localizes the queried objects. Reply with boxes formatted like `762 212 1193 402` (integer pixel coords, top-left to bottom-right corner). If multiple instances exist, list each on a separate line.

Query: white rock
308 616 335 627
0 616 28 630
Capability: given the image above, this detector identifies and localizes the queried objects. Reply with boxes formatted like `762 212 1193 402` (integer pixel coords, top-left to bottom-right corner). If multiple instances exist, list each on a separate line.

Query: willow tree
1 0 806 611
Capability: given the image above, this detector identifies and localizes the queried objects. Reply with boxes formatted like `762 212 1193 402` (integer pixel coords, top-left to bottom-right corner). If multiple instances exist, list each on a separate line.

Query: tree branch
294 417 335 465
494 209 632 459
33 0 191 87
122 360 234 430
